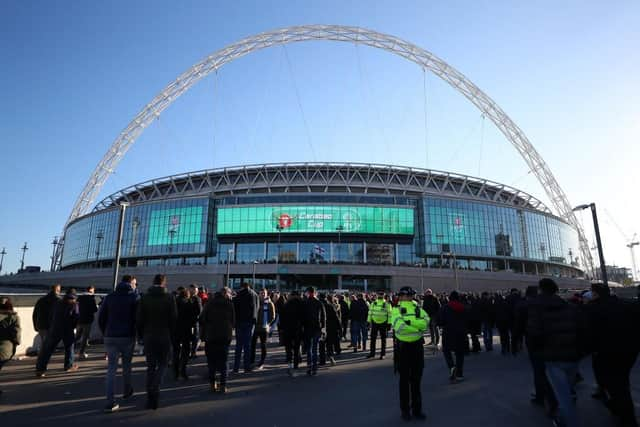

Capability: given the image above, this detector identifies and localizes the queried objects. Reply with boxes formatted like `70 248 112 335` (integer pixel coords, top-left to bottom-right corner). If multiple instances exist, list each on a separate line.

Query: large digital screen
147 206 204 246
216 205 414 235
429 206 484 246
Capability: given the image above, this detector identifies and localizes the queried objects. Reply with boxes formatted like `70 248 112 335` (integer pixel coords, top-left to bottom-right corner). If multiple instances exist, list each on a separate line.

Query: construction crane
627 233 639 282
604 209 639 282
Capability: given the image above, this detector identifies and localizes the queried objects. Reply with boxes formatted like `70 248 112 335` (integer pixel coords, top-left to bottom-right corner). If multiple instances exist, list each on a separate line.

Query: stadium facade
57 163 585 292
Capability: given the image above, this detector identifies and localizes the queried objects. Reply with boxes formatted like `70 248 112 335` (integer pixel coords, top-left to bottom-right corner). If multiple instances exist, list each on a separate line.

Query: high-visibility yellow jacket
368 298 391 324
391 300 429 343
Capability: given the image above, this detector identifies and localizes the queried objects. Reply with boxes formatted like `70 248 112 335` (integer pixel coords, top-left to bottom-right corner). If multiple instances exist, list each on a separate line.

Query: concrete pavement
0 338 637 426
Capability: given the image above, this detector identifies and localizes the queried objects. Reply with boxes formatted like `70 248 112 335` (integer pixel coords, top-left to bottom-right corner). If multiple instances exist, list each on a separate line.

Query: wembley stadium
0 26 593 292
54 162 585 291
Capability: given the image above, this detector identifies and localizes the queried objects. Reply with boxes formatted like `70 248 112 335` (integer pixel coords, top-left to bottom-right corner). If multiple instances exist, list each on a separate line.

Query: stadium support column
338 275 342 290
112 202 129 290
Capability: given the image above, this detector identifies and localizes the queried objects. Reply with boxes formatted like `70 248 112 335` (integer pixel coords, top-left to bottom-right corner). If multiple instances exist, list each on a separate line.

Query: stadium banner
216 205 414 235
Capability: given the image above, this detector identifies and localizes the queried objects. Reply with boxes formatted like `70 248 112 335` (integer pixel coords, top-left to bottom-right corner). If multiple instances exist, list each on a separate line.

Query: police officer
367 290 391 360
391 286 429 421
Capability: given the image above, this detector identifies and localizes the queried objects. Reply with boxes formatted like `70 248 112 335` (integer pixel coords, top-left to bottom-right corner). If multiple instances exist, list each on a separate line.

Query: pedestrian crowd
0 278 638 426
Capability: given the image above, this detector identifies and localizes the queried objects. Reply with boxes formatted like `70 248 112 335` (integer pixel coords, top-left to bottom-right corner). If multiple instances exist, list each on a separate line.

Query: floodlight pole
112 202 129 290
0 247 6 274
50 237 59 271
573 203 608 286
19 242 28 272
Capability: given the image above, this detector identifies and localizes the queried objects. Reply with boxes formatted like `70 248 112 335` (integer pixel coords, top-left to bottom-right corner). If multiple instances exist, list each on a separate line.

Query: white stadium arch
62 24 593 271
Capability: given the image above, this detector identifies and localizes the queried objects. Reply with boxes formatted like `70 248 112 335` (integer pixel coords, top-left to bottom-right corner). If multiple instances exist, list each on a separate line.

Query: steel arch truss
64 24 593 270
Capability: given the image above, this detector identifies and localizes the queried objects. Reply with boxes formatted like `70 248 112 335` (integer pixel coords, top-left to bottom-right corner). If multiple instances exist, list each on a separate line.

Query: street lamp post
130 217 140 256
275 225 284 291
95 230 104 269
112 202 129 290
335 225 344 263
19 242 28 272
0 247 6 274
442 251 460 292
540 243 547 275
573 203 608 286
252 260 259 287
226 248 234 288
167 228 176 266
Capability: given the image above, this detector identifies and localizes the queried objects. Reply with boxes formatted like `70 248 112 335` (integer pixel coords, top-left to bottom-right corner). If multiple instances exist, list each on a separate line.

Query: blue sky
1 0 638 276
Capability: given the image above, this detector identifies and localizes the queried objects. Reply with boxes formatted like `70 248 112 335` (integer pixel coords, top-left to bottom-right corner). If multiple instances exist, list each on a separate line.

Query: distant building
604 265 632 284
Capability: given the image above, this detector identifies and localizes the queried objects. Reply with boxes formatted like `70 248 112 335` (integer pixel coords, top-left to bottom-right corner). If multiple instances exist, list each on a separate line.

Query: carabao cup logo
278 213 293 229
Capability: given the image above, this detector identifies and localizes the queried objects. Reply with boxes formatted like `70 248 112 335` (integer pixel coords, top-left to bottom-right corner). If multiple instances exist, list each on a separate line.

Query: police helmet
398 286 416 296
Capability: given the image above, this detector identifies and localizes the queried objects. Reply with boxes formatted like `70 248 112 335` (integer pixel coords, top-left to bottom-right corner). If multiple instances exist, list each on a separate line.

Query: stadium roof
93 163 552 214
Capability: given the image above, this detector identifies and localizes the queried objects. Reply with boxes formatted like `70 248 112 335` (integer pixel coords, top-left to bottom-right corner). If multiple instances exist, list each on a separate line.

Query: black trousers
205 341 229 385
330 334 341 355
172 337 191 376
498 327 511 354
528 350 557 407
469 333 481 353
284 334 301 369
443 348 465 376
397 340 424 415
598 352 639 426
251 328 267 366
428 322 440 346
369 323 388 356
144 336 171 394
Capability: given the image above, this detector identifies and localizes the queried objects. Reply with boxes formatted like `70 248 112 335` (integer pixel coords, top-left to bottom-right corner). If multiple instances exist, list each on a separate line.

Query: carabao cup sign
216 205 414 235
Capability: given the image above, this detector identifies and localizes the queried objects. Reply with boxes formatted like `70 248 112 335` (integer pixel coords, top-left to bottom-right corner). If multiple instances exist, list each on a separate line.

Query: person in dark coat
0 297 21 396
274 293 287 345
251 288 276 369
200 287 235 393
76 285 98 359
36 289 79 375
494 293 514 355
173 287 197 380
422 289 441 346
438 291 467 382
232 281 259 373
586 283 640 427
527 278 586 427
280 290 304 376
350 294 369 352
466 295 482 353
32 284 60 351
98 275 138 412
136 274 177 410
506 289 523 355
516 286 557 410
478 292 495 351
319 294 341 366
338 294 350 341
302 287 326 376
187 285 203 359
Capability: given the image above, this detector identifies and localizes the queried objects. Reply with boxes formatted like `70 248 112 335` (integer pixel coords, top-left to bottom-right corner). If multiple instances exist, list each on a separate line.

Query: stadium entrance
229 274 391 292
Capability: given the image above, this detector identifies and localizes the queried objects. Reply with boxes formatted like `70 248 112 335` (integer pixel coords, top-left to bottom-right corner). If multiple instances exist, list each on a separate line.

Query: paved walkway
0 338 638 426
